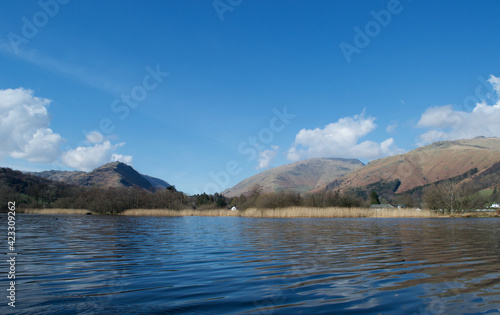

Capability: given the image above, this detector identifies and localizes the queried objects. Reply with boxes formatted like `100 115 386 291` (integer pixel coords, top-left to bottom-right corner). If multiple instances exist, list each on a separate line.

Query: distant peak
97 161 130 169
106 161 127 166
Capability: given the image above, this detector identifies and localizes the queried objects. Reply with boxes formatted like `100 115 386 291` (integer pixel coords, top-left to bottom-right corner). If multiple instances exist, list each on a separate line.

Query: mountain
326 137 500 194
222 158 364 197
459 160 500 193
32 162 171 191
141 174 172 190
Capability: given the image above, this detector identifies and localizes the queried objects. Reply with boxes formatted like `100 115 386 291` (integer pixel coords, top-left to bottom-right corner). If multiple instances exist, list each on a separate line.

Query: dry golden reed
22 207 497 218
121 207 437 218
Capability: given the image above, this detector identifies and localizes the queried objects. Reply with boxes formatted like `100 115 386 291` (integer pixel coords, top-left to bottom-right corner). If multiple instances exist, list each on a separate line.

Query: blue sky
1 0 500 194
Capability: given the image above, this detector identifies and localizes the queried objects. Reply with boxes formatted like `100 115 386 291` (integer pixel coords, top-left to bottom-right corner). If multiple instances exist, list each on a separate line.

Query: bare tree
248 184 263 198
423 185 446 212
442 180 457 214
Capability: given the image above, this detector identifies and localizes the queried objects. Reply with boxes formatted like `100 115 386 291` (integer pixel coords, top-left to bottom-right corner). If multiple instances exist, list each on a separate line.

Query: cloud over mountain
287 112 403 162
0 88 132 170
257 145 279 169
61 132 132 172
418 75 500 143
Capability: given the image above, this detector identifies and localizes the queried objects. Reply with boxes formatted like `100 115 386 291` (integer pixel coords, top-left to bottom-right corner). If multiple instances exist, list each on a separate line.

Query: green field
479 189 494 197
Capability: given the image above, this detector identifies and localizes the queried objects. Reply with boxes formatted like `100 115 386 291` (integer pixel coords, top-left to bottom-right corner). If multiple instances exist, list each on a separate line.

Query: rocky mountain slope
32 162 171 191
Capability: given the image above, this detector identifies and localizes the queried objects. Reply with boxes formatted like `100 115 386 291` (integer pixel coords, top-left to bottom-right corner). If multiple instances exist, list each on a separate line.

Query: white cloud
257 145 279 169
386 121 398 133
0 88 64 163
489 75 500 94
61 140 133 172
86 131 105 144
111 154 133 165
0 89 132 170
417 105 465 129
287 112 403 161
417 75 500 144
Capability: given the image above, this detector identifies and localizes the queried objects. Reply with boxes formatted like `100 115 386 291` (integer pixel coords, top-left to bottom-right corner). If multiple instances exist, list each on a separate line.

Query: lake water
1 214 499 314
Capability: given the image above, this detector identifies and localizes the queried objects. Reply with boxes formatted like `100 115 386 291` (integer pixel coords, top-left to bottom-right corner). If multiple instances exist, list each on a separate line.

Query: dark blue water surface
1 214 499 314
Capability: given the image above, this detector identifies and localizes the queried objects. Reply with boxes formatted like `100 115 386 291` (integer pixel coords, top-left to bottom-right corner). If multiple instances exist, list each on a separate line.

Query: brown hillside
334 137 500 193
222 158 364 198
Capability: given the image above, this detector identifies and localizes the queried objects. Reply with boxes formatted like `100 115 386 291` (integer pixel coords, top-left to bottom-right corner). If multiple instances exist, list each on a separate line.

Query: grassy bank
121 207 438 218
21 208 93 215
450 211 500 218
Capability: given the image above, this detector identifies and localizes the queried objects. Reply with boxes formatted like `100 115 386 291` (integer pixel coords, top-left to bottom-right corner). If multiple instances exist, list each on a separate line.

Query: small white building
490 203 500 209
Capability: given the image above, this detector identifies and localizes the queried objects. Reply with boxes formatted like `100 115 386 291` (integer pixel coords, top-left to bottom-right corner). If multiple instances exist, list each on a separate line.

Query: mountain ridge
222 158 364 197
31 162 172 191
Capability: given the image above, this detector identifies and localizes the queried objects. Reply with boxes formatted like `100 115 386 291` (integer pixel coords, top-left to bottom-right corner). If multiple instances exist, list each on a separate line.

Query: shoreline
16 207 500 218
21 209 93 215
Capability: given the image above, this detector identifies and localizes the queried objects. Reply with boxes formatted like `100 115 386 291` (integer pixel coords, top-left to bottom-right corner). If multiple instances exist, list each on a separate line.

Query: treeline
1 167 67 211
228 185 366 210
52 186 188 214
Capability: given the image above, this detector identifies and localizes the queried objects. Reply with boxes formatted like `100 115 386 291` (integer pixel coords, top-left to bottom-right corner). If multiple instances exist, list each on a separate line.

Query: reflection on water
0 215 499 314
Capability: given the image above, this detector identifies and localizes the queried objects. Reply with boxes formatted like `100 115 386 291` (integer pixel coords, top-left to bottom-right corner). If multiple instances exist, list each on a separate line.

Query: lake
1 214 499 314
